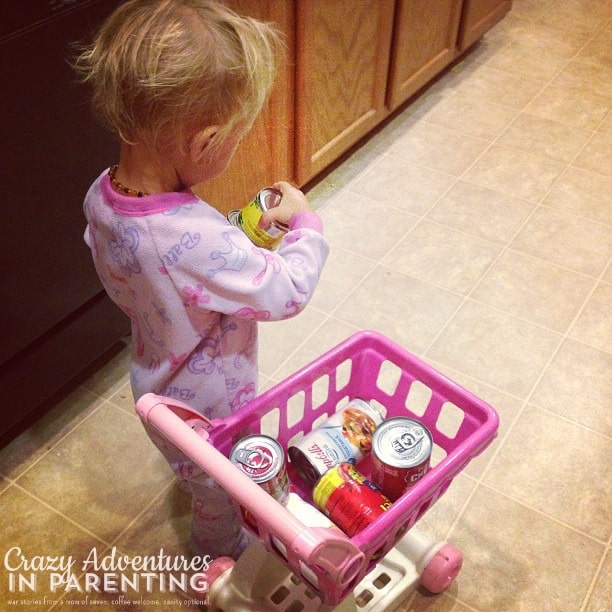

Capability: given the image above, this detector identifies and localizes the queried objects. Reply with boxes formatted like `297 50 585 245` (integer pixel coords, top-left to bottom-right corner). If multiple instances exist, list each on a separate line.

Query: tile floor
1 0 610 610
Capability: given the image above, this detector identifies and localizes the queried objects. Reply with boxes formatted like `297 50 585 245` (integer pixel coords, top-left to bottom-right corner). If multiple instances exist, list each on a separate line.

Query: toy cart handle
136 393 366 588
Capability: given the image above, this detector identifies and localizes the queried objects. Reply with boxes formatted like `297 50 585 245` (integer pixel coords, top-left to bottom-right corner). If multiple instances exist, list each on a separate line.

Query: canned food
313 463 391 536
288 398 383 485
227 187 287 249
230 434 289 509
371 417 433 501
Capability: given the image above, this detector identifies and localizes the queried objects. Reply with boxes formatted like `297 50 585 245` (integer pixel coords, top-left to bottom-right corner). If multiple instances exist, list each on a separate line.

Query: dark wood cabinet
0 0 129 442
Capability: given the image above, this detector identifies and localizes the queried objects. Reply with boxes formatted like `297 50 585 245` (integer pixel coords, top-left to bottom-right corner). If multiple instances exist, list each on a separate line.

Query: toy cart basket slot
136 330 499 606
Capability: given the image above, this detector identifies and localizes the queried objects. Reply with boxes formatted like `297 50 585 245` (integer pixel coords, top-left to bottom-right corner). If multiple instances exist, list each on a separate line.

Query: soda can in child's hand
313 463 391 537
288 398 384 486
371 417 433 501
227 187 287 249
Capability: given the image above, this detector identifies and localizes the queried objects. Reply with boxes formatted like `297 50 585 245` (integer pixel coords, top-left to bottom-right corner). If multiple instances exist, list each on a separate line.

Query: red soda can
371 417 433 501
312 463 391 536
230 435 289 529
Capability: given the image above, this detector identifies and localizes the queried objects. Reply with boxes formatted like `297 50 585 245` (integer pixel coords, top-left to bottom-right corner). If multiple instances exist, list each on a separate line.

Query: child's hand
259 181 314 229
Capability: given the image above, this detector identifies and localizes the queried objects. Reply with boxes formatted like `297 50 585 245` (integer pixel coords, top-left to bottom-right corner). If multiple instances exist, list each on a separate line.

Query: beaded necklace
108 164 149 197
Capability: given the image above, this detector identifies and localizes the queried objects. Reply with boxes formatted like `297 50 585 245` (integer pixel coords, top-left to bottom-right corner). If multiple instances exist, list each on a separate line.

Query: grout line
580 545 609 612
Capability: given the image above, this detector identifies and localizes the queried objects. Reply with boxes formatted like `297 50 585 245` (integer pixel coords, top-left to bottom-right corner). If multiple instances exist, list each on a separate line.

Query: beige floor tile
485 405 612 540
348 156 456 217
382 221 501 295
0 485 105 609
456 65 547 109
573 130 612 177
471 250 595 332
15 403 173 542
569 282 612 354
394 590 470 611
449 486 604 611
604 263 612 284
498 113 593 164
318 189 419 259
426 180 534 245
576 34 612 71
553 61 612 100
425 92 518 141
585 550 612 612
598 110 612 135
511 206 612 277
258 306 327 379
270 316 359 382
116 482 191 556
423 362 524 479
525 84 610 130
520 0 611 36
388 122 490 177
530 338 612 437
427 300 561 398
334 267 463 355
107 380 135 415
504 20 592 58
308 244 378 314
462 145 564 202
543 166 612 226
0 387 102 479
485 41 570 80
414 473 477 544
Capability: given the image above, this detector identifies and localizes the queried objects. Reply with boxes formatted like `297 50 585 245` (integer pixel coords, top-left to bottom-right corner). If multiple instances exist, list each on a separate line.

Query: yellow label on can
313 463 362 509
234 188 285 250
239 199 281 250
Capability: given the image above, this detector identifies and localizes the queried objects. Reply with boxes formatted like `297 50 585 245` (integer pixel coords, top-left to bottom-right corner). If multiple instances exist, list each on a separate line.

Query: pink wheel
197 556 235 591
420 544 463 593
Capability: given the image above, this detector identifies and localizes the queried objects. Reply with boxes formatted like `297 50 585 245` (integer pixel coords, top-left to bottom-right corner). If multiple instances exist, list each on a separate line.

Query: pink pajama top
83 170 329 419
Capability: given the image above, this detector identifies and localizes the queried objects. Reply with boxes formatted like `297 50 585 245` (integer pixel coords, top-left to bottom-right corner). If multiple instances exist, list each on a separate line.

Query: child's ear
189 126 219 162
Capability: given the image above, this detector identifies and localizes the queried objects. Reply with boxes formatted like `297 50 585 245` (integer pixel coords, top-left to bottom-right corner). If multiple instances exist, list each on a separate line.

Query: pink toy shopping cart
136 330 499 610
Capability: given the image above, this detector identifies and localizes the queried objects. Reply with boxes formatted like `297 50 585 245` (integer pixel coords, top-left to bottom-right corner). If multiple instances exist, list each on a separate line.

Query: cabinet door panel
387 0 463 112
193 0 294 214
295 0 394 184
458 0 512 51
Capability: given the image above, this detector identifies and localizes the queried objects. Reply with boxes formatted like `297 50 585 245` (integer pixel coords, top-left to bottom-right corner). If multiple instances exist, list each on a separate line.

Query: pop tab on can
371 417 433 501
228 187 287 250
230 434 289 506
288 398 384 486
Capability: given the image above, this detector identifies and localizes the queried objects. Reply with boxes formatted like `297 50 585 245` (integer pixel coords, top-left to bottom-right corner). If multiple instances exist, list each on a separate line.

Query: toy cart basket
136 330 499 606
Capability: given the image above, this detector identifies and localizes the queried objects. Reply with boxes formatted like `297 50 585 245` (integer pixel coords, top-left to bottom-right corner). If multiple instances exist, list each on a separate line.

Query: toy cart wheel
419 543 463 593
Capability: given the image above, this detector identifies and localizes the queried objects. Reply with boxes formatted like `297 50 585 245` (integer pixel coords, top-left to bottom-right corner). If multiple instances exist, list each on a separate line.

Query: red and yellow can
228 187 287 250
312 463 391 536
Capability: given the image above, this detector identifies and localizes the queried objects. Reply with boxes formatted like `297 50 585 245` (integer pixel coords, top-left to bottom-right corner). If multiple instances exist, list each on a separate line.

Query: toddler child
74 0 329 560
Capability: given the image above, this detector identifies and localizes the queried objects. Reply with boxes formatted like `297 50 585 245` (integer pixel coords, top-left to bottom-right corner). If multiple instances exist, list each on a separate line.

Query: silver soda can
288 398 383 486
371 417 433 501
227 187 287 250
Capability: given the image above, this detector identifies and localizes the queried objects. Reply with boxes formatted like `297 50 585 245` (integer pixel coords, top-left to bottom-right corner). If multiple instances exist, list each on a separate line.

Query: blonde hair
73 0 282 150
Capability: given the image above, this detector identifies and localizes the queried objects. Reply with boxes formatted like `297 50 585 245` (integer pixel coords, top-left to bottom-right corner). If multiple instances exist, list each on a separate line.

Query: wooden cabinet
196 0 512 195
194 0 294 214
294 0 395 185
458 0 512 51
386 0 464 112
